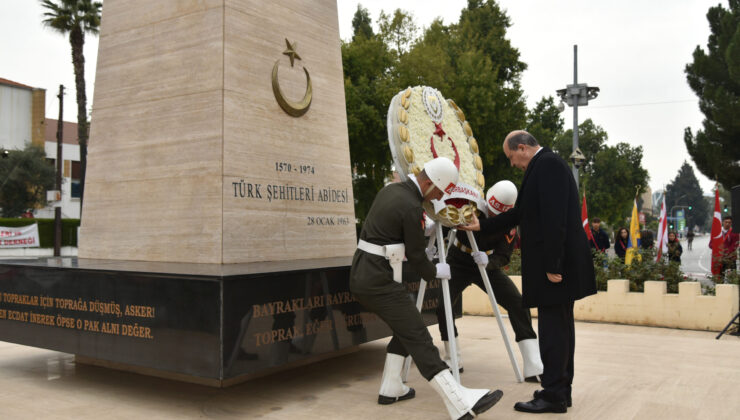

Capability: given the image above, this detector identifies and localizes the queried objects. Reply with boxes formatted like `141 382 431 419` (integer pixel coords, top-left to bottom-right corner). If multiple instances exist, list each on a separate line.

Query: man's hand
436 263 451 280
425 245 437 261
472 251 489 266
547 272 562 283
458 212 480 231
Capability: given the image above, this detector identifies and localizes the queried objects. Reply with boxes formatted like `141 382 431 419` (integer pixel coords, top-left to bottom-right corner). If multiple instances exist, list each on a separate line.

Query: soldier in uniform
350 157 503 420
435 181 543 382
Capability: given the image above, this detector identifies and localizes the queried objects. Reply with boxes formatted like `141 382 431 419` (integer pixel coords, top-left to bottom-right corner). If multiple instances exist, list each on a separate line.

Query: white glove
425 245 437 261
436 263 451 280
472 251 489 266
424 217 436 236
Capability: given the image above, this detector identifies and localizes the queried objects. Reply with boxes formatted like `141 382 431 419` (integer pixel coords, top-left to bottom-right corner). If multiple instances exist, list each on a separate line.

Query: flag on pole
582 191 594 243
709 185 722 275
625 198 642 265
655 196 668 261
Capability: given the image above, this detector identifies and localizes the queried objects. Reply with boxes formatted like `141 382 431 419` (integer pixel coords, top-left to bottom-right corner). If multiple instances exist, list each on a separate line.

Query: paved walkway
1 316 739 419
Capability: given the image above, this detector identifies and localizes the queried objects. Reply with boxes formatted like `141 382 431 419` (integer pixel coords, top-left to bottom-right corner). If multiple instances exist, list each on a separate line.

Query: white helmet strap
423 184 437 198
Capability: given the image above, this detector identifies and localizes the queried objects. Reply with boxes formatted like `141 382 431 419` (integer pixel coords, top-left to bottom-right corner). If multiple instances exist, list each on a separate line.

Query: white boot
429 369 503 420
378 353 415 405
518 338 544 381
443 340 464 373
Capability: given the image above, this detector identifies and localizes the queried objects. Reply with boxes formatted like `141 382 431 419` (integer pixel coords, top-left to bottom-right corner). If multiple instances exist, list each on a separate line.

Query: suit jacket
478 147 596 307
350 179 436 295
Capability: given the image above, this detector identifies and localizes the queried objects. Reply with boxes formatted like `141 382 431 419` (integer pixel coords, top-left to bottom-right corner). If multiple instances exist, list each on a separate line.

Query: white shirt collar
533 146 543 156
407 174 423 196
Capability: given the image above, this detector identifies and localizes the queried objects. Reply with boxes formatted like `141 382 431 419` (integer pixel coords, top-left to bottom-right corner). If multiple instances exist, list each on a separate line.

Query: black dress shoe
459 390 504 420
533 390 571 407
514 397 567 413
377 388 415 405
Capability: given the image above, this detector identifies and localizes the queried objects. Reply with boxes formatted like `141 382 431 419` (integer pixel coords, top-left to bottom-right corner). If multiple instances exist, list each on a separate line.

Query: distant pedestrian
614 228 629 262
589 218 610 254
640 230 654 250
666 231 683 263
686 229 695 250
711 215 739 280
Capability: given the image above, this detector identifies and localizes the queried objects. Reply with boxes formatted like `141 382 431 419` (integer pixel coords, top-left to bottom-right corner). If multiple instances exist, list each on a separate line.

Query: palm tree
40 0 102 217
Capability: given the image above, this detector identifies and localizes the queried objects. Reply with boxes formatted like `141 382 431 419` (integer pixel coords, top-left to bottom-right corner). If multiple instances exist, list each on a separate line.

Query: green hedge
0 218 79 248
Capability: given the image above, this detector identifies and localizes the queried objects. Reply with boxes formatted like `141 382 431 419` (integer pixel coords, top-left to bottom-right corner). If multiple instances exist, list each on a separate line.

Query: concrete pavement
1 315 739 419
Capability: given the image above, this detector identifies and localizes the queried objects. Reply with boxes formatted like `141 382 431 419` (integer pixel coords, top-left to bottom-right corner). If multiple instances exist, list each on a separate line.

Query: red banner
709 186 722 275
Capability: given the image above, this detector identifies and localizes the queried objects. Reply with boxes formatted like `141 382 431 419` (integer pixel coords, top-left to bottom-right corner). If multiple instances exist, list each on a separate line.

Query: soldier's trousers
437 262 536 342
353 285 448 381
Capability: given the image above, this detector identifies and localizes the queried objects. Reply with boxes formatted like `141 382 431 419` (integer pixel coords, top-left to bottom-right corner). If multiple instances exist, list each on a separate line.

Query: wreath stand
401 225 523 383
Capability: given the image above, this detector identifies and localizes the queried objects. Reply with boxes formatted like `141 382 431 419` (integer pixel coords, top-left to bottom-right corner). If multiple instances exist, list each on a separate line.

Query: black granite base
0 257 457 386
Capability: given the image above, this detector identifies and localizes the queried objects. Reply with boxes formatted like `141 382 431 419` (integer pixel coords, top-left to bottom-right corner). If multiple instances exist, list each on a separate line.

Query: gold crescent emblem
272 38 312 117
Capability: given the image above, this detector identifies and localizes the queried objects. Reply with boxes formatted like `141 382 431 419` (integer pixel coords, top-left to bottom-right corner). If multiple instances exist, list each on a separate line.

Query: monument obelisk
79 0 356 264
0 1 444 386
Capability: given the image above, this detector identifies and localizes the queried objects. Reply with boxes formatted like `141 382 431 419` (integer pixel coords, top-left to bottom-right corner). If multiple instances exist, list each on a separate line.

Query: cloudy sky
1 0 725 194
337 0 724 195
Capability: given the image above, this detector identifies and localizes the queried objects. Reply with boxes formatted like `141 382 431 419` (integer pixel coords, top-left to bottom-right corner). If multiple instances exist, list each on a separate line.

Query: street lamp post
556 45 600 190
669 205 689 231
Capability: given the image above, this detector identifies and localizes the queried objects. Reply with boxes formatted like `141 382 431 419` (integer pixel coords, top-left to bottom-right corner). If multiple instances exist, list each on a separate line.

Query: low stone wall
462 276 739 331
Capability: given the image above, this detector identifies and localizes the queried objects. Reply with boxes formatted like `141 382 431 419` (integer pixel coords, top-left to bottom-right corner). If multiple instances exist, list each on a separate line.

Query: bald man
460 131 596 414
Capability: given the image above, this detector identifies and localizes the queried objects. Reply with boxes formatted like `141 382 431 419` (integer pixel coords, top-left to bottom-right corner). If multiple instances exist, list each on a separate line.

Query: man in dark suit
460 131 596 414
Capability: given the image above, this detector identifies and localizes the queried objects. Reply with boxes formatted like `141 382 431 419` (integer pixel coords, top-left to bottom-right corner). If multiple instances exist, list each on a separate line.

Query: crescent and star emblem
272 38 312 117
429 122 461 169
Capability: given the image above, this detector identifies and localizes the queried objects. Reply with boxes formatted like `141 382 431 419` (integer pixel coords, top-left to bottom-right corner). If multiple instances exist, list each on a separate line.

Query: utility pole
54 85 63 257
556 45 600 191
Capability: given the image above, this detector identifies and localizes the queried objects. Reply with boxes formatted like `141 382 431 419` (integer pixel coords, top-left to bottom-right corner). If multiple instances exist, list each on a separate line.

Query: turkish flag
709 186 723 275
582 192 594 243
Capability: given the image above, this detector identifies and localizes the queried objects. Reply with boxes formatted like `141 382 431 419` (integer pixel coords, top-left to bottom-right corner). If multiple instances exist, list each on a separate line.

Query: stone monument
79 0 356 264
0 0 450 387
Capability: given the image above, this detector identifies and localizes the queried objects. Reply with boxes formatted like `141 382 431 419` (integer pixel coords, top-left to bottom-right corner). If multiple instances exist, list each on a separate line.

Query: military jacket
350 179 436 295
448 215 517 271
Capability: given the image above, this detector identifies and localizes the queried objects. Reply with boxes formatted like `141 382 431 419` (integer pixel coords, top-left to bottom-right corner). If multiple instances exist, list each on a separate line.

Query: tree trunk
70 27 88 219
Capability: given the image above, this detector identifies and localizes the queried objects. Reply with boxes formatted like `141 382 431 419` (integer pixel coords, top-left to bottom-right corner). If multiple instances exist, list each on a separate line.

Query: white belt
357 239 405 283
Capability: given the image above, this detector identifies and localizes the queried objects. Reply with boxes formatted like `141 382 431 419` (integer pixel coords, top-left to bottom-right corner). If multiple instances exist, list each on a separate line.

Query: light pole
669 205 688 231
556 45 600 190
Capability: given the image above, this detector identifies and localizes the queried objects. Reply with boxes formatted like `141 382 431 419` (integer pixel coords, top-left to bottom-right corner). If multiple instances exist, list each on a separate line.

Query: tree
351 4 374 40
552 119 649 229
665 162 709 231
40 0 102 217
343 7 399 226
684 0 740 190
378 9 418 58
342 1 530 224
0 146 56 217
526 96 564 149
444 0 528 186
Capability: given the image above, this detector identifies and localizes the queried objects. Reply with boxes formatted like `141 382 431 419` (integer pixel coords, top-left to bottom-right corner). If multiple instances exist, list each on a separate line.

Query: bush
502 248 521 275
594 248 688 293
0 218 79 248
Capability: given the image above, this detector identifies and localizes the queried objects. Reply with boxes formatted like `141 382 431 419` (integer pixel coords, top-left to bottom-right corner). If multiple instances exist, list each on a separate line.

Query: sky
0 0 725 195
337 0 726 195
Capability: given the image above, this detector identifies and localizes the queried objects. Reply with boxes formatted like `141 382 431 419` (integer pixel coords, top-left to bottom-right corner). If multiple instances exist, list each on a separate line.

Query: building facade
0 77 80 219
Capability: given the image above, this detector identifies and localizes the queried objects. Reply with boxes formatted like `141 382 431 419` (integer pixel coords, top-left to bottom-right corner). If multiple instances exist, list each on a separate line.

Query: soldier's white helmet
486 180 517 215
423 157 459 195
